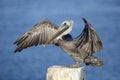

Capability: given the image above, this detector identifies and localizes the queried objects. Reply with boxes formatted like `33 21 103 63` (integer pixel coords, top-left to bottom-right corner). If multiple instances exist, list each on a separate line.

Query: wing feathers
14 20 58 52
76 18 102 55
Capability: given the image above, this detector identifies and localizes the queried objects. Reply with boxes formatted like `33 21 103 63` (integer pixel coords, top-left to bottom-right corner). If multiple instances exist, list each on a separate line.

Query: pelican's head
54 20 73 40
61 20 73 29
44 20 73 47
58 20 73 37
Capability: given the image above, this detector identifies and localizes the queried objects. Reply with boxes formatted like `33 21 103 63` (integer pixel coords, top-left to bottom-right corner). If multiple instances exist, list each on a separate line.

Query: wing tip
13 41 16 44
82 18 89 25
14 49 18 53
82 18 87 22
14 48 22 53
14 50 17 53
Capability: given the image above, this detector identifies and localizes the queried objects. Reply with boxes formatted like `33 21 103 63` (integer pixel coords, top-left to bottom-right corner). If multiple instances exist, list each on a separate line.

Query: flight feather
14 20 58 52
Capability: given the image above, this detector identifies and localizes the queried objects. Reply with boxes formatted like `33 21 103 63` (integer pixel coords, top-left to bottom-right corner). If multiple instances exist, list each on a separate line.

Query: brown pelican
14 18 103 67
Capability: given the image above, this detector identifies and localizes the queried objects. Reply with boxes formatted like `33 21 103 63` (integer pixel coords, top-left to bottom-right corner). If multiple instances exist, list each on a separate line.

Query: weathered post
47 66 85 80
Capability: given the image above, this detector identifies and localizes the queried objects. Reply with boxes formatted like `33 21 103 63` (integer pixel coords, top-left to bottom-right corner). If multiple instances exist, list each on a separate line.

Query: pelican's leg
65 55 83 68
65 61 81 68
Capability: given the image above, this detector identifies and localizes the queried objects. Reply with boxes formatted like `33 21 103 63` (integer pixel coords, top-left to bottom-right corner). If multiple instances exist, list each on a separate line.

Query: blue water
0 0 120 80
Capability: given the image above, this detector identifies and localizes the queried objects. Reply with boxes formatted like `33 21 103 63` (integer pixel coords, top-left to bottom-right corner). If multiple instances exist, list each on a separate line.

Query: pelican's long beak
44 25 69 47
44 32 60 47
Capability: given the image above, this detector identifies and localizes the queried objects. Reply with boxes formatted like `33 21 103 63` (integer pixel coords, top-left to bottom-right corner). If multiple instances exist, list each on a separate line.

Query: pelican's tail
84 56 103 67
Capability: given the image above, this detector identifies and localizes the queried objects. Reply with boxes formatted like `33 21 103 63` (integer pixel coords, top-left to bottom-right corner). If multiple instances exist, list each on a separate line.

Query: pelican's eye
63 23 67 26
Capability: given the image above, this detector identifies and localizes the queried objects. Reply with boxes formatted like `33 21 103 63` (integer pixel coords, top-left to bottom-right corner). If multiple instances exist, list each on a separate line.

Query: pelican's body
14 18 103 67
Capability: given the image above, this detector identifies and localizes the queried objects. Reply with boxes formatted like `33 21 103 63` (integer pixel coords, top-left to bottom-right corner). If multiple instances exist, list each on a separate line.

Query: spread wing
14 20 58 53
75 18 102 55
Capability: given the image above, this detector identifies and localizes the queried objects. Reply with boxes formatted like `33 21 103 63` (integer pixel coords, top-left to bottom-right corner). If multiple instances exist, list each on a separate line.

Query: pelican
14 18 103 67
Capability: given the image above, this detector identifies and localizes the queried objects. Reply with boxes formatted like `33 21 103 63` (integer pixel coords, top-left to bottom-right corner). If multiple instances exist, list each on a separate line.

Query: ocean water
0 0 120 80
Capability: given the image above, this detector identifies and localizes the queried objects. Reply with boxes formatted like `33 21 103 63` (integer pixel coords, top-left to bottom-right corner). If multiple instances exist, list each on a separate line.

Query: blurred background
0 0 120 80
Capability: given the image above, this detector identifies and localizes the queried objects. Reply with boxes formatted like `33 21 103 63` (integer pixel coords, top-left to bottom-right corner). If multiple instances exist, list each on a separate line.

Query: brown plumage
14 18 103 67
14 20 58 52
75 18 102 56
